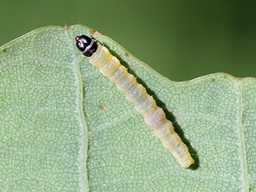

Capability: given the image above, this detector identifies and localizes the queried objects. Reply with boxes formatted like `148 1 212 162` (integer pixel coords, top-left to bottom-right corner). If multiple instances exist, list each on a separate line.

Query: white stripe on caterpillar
75 35 194 168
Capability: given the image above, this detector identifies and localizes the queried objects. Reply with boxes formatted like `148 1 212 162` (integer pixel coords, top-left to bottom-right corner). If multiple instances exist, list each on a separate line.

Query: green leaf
0 25 255 191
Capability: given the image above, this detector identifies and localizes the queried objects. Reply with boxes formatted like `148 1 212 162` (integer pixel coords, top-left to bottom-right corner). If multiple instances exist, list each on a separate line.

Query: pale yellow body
89 43 194 168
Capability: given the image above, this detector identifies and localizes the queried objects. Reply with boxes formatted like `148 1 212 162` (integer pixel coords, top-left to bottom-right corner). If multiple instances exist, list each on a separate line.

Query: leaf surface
0 25 255 191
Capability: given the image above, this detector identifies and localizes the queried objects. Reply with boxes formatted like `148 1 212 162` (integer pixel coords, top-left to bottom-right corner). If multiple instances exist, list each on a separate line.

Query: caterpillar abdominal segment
75 35 194 168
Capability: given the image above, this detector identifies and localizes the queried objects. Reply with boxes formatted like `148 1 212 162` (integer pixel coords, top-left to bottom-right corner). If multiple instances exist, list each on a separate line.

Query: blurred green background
1 0 255 81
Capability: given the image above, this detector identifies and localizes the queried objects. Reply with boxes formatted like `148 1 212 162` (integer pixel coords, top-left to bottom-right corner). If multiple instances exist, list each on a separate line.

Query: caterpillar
75 35 194 168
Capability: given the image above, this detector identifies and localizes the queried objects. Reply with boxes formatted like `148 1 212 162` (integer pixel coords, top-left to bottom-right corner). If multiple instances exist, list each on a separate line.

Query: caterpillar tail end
153 122 195 168
171 142 195 168
179 155 194 168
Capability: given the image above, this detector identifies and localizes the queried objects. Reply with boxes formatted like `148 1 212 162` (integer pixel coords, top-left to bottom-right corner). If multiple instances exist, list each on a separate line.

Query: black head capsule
75 35 98 57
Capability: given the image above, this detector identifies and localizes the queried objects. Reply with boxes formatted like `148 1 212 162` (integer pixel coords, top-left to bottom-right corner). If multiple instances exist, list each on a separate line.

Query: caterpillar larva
75 35 194 168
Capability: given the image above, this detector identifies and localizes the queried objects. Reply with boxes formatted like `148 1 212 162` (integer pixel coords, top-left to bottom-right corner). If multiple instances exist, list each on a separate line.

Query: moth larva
75 35 194 168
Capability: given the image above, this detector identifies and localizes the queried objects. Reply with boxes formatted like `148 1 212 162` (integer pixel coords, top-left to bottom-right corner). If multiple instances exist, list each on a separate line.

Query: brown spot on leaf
91 29 101 36
64 25 70 30
125 51 130 56
235 77 242 81
97 101 106 110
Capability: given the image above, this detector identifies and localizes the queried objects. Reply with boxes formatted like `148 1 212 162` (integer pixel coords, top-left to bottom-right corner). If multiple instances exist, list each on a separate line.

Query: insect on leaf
0 25 255 191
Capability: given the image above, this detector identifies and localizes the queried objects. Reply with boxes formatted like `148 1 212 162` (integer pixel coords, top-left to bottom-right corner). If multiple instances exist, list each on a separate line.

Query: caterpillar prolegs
75 35 194 168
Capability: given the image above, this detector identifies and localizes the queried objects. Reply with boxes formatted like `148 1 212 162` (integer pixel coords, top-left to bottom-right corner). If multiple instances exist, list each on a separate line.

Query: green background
1 0 256 81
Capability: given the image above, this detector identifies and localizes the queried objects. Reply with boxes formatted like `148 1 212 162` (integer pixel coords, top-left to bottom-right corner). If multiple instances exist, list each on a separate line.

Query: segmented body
75 35 194 168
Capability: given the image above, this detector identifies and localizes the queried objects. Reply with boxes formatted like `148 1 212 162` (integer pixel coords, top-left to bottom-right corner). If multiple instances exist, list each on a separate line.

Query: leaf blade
1 24 255 191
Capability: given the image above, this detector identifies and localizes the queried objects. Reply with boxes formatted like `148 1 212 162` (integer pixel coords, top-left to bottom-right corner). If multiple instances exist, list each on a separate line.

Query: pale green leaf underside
0 25 255 191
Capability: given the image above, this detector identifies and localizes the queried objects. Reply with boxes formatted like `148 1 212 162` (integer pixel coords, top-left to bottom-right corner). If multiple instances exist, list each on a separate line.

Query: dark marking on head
75 35 98 57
